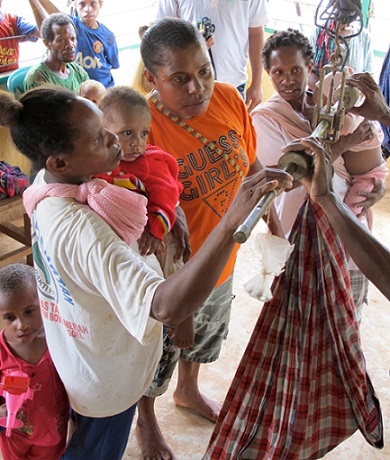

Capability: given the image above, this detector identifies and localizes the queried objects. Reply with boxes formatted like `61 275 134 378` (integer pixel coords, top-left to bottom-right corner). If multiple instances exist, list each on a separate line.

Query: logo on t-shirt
75 51 102 69
203 177 239 218
32 220 89 340
32 220 76 305
177 131 249 217
93 40 103 54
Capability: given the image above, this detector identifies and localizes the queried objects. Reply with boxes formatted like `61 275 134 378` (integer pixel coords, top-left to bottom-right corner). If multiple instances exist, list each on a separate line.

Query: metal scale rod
233 151 313 244
233 0 363 244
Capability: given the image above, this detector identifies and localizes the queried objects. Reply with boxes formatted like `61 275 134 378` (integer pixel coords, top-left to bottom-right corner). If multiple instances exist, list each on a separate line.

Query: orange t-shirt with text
148 82 257 286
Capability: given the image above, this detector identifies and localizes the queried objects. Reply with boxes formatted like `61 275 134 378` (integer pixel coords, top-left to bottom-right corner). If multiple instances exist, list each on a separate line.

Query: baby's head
0 264 43 345
79 79 106 105
99 86 151 163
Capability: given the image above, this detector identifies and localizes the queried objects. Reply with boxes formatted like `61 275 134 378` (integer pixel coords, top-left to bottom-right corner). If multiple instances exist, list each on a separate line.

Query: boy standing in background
29 0 119 87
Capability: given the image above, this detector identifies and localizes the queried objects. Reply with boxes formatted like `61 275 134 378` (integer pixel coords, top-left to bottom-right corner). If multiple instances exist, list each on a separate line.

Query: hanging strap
150 95 244 178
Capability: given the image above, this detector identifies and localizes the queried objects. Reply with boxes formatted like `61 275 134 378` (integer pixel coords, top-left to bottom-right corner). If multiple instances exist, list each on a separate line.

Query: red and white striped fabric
204 199 383 460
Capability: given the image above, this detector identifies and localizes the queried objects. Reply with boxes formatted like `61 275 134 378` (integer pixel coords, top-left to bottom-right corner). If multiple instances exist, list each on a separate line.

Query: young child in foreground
79 79 106 106
96 86 193 349
0 264 69 460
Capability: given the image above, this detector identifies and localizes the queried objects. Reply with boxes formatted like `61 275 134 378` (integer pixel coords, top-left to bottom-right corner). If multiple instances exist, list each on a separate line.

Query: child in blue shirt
29 0 120 87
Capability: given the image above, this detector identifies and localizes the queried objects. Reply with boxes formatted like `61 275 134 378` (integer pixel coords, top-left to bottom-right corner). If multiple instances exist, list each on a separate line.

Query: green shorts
144 276 234 398
180 275 234 364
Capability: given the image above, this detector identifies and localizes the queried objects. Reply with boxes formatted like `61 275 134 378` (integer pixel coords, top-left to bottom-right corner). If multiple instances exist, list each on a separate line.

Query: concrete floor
125 171 390 460
0 170 389 460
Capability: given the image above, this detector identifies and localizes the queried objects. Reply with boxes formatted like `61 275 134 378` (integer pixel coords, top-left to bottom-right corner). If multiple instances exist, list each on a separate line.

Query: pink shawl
23 178 148 246
253 94 345 175
252 93 311 140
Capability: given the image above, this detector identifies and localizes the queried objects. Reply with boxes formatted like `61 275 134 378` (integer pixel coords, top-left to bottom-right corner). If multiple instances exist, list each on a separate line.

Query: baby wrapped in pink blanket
319 69 387 230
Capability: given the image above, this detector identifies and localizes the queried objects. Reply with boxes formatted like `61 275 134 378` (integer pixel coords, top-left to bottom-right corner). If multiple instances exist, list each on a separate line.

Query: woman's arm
151 168 293 326
285 137 390 301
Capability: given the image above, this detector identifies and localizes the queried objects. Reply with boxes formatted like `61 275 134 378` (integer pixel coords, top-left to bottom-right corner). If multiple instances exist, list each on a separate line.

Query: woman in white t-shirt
0 85 293 460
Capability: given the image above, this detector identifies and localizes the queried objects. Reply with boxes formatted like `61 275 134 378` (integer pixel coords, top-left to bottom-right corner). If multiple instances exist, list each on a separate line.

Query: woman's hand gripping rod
233 150 314 243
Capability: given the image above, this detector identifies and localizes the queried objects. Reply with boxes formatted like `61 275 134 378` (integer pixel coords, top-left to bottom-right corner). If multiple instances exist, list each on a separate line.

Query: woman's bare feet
173 359 221 422
136 396 177 460
173 386 221 422
135 420 176 460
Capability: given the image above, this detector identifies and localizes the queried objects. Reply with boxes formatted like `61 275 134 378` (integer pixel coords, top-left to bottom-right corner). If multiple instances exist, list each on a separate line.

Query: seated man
0 0 40 73
24 13 88 92
29 0 120 88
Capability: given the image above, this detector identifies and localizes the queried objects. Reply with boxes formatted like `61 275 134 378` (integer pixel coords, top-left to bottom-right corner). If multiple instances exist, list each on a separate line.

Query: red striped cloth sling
204 199 383 459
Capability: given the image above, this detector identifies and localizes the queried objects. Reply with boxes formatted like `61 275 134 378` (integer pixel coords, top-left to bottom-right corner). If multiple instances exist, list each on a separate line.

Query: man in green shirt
24 12 88 92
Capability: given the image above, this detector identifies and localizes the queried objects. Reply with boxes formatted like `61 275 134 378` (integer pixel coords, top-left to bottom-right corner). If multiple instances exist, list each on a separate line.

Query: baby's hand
171 315 194 349
345 118 374 149
355 178 386 217
137 228 165 257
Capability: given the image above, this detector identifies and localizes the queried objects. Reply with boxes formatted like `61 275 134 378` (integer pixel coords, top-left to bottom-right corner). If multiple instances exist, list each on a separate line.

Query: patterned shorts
144 324 181 398
181 275 234 363
144 276 234 397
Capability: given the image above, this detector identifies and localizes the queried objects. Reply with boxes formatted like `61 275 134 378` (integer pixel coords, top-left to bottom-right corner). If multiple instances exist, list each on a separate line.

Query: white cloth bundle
244 233 294 302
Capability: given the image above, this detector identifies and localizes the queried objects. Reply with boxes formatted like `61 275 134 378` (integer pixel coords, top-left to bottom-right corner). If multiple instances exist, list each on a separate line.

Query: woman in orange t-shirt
135 17 283 459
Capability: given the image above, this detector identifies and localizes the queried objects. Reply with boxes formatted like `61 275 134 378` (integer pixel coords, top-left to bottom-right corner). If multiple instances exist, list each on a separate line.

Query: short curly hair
0 264 36 295
140 18 204 75
41 13 75 42
79 79 105 95
262 28 313 72
100 86 149 114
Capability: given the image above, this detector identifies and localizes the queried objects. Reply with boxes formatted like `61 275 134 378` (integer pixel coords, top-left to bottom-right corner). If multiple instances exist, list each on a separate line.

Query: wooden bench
0 196 32 268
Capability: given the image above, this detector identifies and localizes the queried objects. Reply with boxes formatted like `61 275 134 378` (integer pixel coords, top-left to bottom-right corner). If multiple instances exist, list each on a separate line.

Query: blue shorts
62 404 137 460
236 82 246 100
